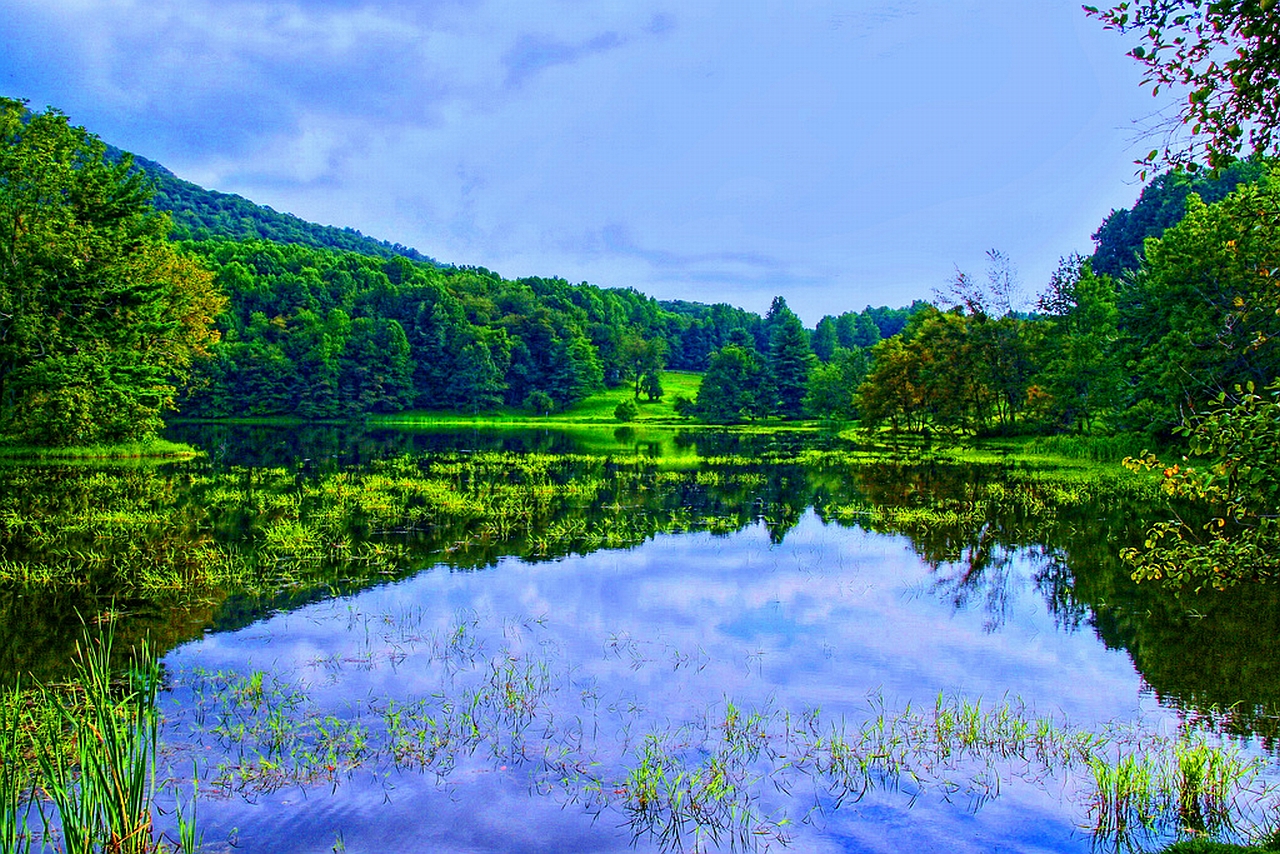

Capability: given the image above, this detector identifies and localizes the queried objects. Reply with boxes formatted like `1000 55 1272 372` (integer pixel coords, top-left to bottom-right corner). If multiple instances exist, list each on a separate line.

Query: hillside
110 146 439 265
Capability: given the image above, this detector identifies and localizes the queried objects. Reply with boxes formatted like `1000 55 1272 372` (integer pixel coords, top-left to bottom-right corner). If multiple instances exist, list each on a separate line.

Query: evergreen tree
694 344 767 423
767 311 816 419
811 316 839 362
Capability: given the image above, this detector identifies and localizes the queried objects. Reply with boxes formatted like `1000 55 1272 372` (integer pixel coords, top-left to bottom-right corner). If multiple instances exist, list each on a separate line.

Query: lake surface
7 423 1280 852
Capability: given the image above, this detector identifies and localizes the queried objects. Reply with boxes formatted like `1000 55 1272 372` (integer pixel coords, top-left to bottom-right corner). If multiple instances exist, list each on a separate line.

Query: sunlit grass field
371 370 704 426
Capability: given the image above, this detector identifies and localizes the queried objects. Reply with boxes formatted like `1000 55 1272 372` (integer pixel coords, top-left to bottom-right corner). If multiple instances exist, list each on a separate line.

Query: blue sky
1 0 1175 323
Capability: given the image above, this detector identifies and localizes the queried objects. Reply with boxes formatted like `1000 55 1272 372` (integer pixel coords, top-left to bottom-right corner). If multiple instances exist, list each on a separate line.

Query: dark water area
6 425 1280 852
162 420 852 470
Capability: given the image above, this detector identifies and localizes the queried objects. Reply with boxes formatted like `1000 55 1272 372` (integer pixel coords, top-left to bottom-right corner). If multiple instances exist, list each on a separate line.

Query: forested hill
109 145 439 265
94 135 928 422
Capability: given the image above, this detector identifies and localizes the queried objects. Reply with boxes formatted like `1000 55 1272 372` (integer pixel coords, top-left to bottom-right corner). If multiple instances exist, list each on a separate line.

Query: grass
1163 840 1280 853
0 683 34 854
35 631 161 854
370 371 705 427
0 626 200 854
0 438 199 461
166 620 1277 854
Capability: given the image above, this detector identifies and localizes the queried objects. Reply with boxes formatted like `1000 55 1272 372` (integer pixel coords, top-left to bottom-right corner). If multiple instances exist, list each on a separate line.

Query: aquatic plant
0 684 34 854
35 632 160 854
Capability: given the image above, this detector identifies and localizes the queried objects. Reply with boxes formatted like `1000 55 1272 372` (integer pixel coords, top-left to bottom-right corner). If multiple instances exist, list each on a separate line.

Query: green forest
13 92 1276 441
9 93 1279 443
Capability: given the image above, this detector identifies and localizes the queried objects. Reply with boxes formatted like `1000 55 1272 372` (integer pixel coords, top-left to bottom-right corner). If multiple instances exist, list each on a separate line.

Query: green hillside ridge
110 146 441 265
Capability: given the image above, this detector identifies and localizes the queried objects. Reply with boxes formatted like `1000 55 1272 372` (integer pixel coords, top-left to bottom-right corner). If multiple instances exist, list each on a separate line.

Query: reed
34 630 160 854
0 683 33 854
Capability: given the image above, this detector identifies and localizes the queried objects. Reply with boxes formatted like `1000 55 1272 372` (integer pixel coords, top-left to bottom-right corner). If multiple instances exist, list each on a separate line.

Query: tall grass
1086 736 1261 847
1025 433 1145 464
34 631 161 854
0 684 33 854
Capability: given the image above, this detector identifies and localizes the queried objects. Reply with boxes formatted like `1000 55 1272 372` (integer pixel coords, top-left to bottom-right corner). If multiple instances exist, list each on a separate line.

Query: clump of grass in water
35 630 159 854
0 682 35 854
1086 736 1261 848
1089 752 1160 844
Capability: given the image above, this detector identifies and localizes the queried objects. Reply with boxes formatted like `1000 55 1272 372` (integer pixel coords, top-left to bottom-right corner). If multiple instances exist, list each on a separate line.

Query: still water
10 423 1280 852
162 514 1171 853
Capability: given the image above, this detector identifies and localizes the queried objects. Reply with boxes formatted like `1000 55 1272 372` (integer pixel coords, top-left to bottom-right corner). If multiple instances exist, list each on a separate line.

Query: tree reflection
6 438 1280 744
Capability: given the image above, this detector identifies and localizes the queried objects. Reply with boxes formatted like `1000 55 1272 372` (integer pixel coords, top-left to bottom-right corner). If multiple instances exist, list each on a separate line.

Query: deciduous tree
0 99 225 444
1085 0 1280 171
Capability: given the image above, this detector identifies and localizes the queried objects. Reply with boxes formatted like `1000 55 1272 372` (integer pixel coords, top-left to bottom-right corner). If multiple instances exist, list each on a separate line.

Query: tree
621 333 667 399
614 398 639 422
1091 160 1264 277
1123 381 1280 589
1034 256 1124 433
0 99 226 444
1117 168 1280 434
803 347 868 420
811 316 839 362
524 389 555 416
693 344 767 423
935 249 1023 318
1085 0 1280 172
765 304 816 419
857 337 923 433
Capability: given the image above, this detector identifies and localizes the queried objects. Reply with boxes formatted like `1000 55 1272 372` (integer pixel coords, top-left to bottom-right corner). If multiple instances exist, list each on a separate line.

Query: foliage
36 631 160 853
691 344 769 423
176 240 785 420
1033 255 1124 433
0 100 226 445
1091 160 1264 277
855 305 1039 435
803 347 869 420
1085 0 1280 172
614 398 639 422
1116 167 1280 435
620 333 667 400
764 299 816 419
1123 380 1280 589
523 390 555 416
122 148 440 265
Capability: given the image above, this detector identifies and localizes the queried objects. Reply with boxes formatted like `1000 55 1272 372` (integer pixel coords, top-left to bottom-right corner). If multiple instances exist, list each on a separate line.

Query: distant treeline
178 238 920 419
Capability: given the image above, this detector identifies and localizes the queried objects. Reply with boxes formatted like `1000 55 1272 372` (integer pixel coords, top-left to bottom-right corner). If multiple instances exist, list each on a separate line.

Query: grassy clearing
0 438 200 461
370 371 705 427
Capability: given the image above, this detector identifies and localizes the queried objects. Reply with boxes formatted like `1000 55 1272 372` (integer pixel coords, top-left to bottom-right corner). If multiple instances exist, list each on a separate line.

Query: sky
1 0 1179 323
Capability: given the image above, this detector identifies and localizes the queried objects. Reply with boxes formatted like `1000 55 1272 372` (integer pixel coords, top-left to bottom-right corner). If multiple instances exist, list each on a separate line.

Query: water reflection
3 430 1280 756
158 517 1205 853
162 421 845 470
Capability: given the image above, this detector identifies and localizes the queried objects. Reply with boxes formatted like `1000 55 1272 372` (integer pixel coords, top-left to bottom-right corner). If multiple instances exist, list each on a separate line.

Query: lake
4 423 1279 853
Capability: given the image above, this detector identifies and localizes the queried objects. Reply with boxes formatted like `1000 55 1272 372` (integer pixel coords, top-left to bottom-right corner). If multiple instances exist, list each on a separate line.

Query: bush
614 399 639 422
524 390 555 416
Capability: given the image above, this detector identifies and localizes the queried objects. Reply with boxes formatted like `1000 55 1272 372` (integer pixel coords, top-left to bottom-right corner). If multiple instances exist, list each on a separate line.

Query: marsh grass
0 683 34 854
35 631 160 854
1085 736 1262 847
0 440 198 461
0 439 1161 612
